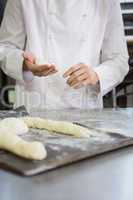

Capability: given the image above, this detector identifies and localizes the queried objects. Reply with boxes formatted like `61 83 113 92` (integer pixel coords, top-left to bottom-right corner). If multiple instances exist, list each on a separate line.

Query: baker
0 0 129 111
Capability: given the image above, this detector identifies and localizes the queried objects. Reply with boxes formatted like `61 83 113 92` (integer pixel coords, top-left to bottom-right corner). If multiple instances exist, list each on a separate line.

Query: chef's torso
15 0 110 110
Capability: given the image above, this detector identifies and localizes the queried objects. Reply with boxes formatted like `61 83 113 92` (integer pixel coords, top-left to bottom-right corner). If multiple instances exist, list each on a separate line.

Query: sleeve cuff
23 70 34 82
94 65 120 97
4 50 25 82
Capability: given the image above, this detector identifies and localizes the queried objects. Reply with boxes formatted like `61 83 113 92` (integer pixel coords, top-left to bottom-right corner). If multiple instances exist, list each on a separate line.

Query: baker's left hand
63 63 99 89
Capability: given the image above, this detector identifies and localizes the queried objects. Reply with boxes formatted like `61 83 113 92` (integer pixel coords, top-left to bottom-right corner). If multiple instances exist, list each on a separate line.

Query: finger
70 73 89 88
50 65 58 73
28 63 55 73
73 68 86 77
50 63 57 68
68 73 89 87
67 70 88 85
63 64 82 78
46 70 58 76
72 82 83 89
37 65 55 73
34 68 58 77
67 68 86 84
42 69 58 76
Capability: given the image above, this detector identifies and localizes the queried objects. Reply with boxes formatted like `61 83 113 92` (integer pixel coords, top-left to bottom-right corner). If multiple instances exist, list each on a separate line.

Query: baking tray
0 107 133 176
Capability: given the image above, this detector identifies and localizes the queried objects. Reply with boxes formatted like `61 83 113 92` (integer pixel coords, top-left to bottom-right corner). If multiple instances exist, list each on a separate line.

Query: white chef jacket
0 0 129 111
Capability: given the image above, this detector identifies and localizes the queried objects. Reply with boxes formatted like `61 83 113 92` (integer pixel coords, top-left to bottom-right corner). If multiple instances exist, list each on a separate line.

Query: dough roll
0 131 47 160
22 117 91 138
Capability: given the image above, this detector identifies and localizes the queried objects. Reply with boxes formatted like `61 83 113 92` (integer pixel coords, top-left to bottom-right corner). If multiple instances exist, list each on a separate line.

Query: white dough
0 130 47 160
0 115 92 160
22 117 91 138
0 118 29 135
0 118 47 160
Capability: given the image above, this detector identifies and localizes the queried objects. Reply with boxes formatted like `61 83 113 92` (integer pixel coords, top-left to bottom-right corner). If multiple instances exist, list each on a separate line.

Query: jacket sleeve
0 0 26 82
94 0 129 96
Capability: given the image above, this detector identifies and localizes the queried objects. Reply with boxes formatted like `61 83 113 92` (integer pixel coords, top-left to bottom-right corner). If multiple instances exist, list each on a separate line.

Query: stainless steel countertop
0 108 133 200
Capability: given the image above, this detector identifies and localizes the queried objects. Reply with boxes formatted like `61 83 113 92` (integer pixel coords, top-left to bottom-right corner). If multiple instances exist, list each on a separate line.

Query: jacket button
82 14 87 18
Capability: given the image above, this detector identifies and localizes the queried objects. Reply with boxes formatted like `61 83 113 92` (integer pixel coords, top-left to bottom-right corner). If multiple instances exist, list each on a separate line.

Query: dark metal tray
0 107 133 176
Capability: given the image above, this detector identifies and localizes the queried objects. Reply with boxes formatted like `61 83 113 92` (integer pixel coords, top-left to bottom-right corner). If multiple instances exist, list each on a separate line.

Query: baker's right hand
23 52 58 77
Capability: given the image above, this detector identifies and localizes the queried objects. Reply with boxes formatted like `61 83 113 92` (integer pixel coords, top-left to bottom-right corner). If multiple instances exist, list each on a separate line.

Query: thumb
23 52 36 64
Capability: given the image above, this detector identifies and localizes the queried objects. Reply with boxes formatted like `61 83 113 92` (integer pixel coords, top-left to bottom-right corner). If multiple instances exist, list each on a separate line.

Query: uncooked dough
0 115 92 160
0 118 47 160
0 118 29 135
0 130 47 160
21 117 91 138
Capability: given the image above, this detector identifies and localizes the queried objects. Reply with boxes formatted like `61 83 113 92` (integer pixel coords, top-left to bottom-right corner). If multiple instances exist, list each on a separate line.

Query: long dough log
0 115 91 160
0 131 47 160
0 118 47 160
22 117 91 138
